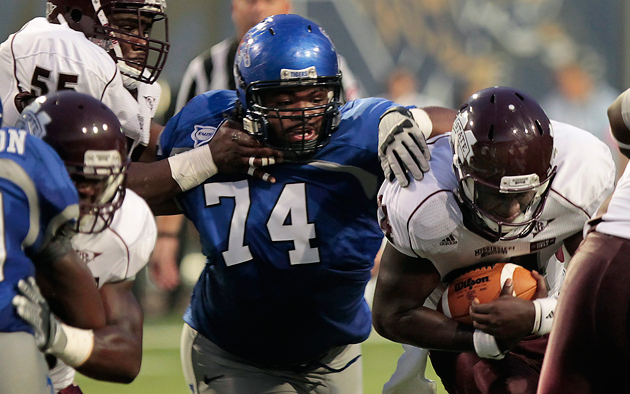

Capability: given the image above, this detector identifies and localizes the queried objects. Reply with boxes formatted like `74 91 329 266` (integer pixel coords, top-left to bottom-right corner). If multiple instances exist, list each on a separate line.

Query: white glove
378 107 431 187
12 277 63 352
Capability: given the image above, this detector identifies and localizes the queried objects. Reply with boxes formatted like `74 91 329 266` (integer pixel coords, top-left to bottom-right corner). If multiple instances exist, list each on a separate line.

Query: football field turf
75 316 448 393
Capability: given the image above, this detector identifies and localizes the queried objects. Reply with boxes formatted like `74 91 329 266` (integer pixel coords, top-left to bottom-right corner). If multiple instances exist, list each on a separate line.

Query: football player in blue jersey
0 97 106 394
148 14 443 394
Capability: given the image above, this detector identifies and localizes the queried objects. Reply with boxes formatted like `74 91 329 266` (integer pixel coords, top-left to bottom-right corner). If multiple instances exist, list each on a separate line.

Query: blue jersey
0 128 79 333
161 91 396 366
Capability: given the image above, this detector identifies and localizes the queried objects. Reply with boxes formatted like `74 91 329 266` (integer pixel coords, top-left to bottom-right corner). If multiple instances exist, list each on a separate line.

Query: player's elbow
372 303 401 341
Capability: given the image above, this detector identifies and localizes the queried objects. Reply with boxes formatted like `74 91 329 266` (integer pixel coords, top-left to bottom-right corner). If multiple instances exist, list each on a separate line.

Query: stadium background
2 0 628 392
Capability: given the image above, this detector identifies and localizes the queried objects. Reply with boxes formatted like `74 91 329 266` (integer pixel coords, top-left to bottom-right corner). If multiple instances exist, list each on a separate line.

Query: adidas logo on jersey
439 234 457 246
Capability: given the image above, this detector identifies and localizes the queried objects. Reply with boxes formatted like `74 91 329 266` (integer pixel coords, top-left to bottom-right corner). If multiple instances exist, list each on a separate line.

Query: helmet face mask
17 91 129 234
46 0 169 85
451 87 557 242
235 15 342 160
246 81 341 158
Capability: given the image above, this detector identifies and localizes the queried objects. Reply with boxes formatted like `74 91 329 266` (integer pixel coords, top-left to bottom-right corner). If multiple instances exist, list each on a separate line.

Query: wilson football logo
454 275 489 292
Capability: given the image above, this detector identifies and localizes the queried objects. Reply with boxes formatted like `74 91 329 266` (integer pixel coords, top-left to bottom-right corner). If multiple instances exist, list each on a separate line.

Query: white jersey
378 121 615 293
72 189 157 287
0 18 146 147
134 81 162 139
595 161 630 239
48 189 157 391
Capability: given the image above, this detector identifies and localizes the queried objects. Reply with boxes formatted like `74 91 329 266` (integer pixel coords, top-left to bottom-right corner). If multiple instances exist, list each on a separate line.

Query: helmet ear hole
69 8 83 23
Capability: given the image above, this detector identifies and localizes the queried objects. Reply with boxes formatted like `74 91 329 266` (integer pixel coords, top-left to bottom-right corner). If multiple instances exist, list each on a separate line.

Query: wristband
531 297 557 335
473 329 507 360
168 145 218 192
409 107 433 139
48 322 95 367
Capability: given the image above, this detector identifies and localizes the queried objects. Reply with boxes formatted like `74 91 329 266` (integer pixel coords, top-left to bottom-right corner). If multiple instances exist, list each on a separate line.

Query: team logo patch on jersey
192 125 218 148
532 219 555 238
144 95 156 112
76 250 103 264
439 234 458 246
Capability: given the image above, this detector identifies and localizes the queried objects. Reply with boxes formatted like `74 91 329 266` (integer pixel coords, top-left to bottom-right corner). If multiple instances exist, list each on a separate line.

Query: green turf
75 319 447 393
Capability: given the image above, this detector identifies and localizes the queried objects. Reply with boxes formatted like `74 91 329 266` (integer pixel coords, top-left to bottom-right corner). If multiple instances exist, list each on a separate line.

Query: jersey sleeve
550 121 616 216
159 90 238 159
24 133 79 254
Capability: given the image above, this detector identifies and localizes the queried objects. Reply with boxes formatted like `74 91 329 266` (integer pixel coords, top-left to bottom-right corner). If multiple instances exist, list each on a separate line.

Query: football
438 263 538 324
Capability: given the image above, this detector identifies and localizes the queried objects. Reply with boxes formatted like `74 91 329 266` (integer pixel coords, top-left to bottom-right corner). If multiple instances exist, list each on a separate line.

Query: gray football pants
180 323 363 394
0 331 53 394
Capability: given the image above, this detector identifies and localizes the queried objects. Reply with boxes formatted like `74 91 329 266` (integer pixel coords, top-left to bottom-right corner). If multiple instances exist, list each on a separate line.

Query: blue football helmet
234 14 342 159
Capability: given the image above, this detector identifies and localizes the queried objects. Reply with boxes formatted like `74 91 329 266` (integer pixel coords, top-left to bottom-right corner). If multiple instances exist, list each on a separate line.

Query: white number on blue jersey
203 181 320 267
204 181 253 266
267 183 320 265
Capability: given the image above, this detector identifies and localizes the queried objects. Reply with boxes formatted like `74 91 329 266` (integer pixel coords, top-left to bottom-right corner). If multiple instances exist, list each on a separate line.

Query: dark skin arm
372 242 476 352
424 107 458 138
74 281 143 383
128 120 283 214
34 235 105 330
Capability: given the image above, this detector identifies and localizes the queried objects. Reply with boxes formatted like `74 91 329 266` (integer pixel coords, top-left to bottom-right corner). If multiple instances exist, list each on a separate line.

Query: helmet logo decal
452 112 474 163
46 2 57 19
281 66 318 80
236 36 253 68
18 98 51 139
192 125 218 148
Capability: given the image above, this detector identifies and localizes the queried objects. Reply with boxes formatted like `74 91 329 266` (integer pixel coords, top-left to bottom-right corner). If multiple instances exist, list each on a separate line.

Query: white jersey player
13 91 156 394
50 189 156 392
0 17 144 150
372 87 615 394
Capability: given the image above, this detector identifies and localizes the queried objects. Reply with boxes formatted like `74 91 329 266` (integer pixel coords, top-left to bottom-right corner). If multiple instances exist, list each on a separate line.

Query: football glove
378 107 431 187
12 277 64 352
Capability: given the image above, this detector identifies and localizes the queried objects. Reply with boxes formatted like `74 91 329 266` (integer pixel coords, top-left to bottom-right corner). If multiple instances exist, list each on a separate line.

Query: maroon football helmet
451 86 557 241
46 0 169 85
18 91 129 233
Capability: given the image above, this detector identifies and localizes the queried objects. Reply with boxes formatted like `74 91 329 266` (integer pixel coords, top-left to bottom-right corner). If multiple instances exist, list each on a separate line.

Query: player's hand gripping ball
438 263 537 324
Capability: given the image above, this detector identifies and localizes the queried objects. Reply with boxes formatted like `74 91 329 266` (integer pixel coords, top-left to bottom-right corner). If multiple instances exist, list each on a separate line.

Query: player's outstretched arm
378 106 457 187
128 120 284 213
371 242 476 353
74 281 144 383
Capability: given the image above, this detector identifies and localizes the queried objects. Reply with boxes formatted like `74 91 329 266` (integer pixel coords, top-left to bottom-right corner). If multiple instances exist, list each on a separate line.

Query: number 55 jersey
0 17 144 148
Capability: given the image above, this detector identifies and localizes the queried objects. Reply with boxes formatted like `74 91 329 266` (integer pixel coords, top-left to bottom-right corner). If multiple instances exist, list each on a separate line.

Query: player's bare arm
372 242 476 353
74 280 143 383
424 106 457 137
33 232 106 329
128 119 284 213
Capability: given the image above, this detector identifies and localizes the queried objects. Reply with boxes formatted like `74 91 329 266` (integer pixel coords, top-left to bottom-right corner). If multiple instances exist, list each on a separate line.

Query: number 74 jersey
160 90 393 366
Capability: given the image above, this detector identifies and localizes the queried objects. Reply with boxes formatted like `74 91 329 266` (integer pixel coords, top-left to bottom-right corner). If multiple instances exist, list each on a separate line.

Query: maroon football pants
430 335 548 394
